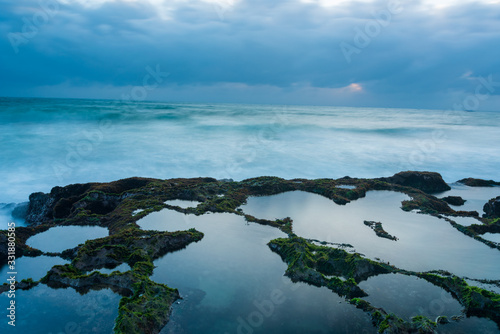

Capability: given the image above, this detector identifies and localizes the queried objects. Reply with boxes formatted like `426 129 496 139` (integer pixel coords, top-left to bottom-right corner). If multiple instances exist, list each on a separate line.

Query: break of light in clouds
0 0 499 109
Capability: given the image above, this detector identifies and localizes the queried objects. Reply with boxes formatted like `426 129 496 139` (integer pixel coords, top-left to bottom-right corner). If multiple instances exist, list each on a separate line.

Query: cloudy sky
1 0 500 109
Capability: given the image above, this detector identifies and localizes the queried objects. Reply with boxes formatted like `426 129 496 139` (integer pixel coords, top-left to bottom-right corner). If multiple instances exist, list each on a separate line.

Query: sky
1 0 500 109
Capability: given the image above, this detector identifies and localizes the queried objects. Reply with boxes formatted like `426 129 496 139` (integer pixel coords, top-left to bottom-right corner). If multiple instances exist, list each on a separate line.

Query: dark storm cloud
1 0 499 108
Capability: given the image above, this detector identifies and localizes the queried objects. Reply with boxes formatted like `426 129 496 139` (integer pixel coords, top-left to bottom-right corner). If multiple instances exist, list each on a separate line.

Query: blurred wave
1 97 499 203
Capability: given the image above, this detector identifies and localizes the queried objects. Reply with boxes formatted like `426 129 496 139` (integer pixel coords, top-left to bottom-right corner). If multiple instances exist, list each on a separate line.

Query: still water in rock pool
436 184 500 215
26 225 109 253
240 190 500 279
88 262 131 275
0 225 118 333
138 210 374 333
359 273 499 333
481 232 500 244
359 273 462 319
164 199 201 208
0 285 120 333
0 255 68 281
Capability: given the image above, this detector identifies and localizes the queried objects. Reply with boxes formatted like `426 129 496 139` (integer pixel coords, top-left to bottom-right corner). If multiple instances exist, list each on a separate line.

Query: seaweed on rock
350 297 438 334
5 172 500 333
268 236 395 298
363 220 398 241
418 273 500 326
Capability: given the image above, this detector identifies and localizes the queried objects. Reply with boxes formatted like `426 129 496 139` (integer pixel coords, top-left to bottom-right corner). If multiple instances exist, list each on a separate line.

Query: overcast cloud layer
1 0 500 109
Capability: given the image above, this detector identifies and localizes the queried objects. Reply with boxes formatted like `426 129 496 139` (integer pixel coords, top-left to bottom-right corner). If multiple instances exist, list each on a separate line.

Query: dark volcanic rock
363 220 398 241
44 265 135 295
442 196 466 206
73 230 203 271
25 192 54 224
483 196 500 218
458 178 500 187
0 233 8 261
380 171 451 193
0 279 38 294
25 177 156 225
12 202 29 219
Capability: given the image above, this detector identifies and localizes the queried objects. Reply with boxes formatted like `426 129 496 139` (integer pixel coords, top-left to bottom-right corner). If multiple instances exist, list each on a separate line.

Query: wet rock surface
484 197 500 219
363 220 398 241
25 177 157 225
5 172 500 333
379 171 451 193
442 195 466 206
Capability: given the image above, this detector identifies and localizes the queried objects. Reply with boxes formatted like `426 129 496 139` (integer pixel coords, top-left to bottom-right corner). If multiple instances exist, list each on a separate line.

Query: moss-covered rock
26 177 158 225
379 171 451 193
72 229 203 271
115 279 180 334
364 221 398 241
441 196 466 206
484 196 500 219
6 172 498 333
349 298 437 333
0 277 39 294
418 273 500 326
268 236 394 298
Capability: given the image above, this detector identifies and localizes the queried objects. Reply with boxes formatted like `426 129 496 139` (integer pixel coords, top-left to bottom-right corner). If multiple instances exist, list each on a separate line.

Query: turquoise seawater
1 97 499 205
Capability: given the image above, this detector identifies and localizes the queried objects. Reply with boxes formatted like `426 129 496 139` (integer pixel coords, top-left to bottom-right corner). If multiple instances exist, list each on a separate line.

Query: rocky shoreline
1 171 499 333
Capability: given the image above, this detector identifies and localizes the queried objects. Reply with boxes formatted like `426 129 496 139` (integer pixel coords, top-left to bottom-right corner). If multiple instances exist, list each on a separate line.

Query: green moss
19 173 498 334
349 297 371 309
132 261 154 276
371 310 384 326
115 278 179 334
411 315 437 332
418 272 500 324
269 236 394 298
378 314 405 333
127 249 150 266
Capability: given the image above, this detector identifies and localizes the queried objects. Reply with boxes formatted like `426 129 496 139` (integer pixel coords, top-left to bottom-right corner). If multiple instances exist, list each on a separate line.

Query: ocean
1 96 499 205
